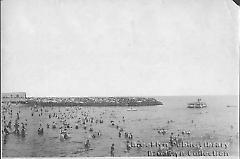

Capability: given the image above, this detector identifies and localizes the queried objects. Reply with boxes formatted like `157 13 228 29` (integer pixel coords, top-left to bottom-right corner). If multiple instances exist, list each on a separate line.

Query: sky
1 0 239 97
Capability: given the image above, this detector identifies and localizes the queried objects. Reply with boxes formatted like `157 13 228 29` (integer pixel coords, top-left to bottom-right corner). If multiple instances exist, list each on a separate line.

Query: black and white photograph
1 0 239 157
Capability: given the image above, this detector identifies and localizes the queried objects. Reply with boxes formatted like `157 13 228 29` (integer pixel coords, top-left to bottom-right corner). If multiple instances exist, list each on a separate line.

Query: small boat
187 99 207 108
127 107 137 111
226 105 237 108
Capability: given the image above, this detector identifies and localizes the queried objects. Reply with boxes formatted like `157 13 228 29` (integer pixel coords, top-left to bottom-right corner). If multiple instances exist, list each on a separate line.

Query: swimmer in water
85 139 90 149
126 141 131 151
110 144 114 157
21 126 26 137
97 130 101 136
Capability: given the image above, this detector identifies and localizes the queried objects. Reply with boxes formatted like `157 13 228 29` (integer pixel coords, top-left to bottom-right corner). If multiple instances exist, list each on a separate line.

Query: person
38 124 44 135
119 131 121 138
4 126 10 135
52 122 56 129
3 131 8 144
129 133 133 139
125 132 128 138
21 123 25 129
64 132 68 139
8 120 12 129
85 139 90 149
163 130 166 135
97 130 101 136
38 127 43 135
169 136 173 147
21 127 26 137
14 121 20 135
126 141 131 151
110 144 114 157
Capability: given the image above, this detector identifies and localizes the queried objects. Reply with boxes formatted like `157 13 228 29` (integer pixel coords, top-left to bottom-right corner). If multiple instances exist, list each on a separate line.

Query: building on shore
1 92 27 103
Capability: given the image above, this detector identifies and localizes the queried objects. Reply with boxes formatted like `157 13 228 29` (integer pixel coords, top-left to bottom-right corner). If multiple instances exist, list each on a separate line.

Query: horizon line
1 93 239 98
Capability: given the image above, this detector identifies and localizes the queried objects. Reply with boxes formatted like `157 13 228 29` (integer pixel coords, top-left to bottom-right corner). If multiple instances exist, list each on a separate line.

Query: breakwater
25 97 163 106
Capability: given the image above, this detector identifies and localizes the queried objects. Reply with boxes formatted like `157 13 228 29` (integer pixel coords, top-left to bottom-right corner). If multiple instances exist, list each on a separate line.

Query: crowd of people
2 102 238 157
2 103 137 156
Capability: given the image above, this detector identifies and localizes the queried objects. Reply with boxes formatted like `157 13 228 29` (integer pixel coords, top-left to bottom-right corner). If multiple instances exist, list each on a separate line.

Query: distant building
1 92 27 103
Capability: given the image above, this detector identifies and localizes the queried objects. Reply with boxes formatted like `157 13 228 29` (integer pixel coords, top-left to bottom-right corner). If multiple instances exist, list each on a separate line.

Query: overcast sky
1 0 239 97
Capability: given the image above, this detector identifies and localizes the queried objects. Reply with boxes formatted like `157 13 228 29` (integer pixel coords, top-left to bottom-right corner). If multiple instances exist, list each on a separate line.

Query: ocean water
1 95 239 157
